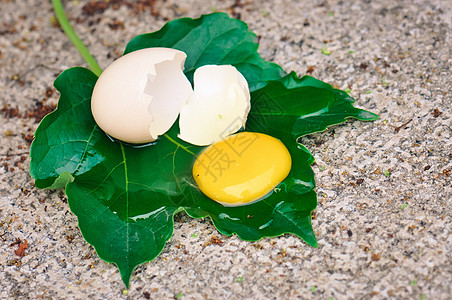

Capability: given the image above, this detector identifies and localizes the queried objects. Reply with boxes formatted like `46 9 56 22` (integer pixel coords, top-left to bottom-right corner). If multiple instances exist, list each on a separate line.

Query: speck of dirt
229 0 246 19
440 169 450 176
203 236 223 249
82 1 110 15
1 104 20 119
359 62 368 70
65 235 75 243
10 238 22 247
82 0 160 17
14 239 28 257
45 87 54 99
22 132 34 145
306 65 316 75
432 108 442 118
108 19 125 31
371 252 381 262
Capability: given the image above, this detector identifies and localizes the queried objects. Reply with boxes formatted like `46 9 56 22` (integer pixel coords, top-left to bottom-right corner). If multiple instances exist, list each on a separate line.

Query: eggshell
178 65 250 146
91 48 193 144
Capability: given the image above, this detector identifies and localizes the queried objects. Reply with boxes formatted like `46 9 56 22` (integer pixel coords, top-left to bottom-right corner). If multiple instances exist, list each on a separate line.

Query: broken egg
91 48 193 144
192 132 292 206
91 48 251 146
178 65 250 146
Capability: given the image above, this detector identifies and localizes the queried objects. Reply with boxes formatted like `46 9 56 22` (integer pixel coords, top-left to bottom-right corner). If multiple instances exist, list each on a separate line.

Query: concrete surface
0 0 451 299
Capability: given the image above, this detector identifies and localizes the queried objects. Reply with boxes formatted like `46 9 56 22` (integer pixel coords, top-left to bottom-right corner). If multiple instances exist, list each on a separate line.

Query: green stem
51 0 102 76
163 134 195 156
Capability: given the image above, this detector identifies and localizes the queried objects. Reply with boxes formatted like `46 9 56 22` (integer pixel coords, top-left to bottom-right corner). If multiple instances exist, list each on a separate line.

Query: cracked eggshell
91 48 193 144
178 65 251 146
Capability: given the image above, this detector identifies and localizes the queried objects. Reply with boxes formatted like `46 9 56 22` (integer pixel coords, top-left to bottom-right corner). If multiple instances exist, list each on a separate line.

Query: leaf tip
118 264 134 289
357 110 379 121
309 238 319 248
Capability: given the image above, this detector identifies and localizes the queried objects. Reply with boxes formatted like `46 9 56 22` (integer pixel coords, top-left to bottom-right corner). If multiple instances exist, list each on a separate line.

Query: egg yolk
193 132 292 206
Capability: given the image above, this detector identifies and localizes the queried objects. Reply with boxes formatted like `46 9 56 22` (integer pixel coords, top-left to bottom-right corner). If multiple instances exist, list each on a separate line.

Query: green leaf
30 13 378 287
124 12 285 91
30 67 318 287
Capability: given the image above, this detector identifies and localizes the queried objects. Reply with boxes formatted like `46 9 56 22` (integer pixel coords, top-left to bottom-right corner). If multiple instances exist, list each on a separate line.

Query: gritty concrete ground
0 0 451 299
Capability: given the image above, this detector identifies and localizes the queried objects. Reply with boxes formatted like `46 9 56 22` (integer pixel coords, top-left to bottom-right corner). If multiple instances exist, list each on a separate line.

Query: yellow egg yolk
192 132 292 206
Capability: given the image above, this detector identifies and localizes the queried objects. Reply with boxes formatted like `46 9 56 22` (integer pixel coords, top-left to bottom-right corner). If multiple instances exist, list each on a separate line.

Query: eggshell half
91 48 193 144
178 65 251 146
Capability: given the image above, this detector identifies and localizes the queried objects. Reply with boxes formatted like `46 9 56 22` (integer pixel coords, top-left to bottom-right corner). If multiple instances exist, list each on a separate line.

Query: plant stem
51 0 102 76
163 134 195 156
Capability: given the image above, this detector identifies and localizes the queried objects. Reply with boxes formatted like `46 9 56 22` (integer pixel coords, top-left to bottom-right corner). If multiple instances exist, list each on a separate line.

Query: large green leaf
30 67 318 286
30 13 378 287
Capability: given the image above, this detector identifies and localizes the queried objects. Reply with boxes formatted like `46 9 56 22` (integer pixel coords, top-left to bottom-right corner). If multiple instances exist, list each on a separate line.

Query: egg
178 65 250 146
192 132 292 206
91 48 193 144
91 48 251 146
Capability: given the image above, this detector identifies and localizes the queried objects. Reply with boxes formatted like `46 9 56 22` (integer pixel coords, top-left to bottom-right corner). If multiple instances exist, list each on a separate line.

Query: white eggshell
91 48 193 144
178 65 250 146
